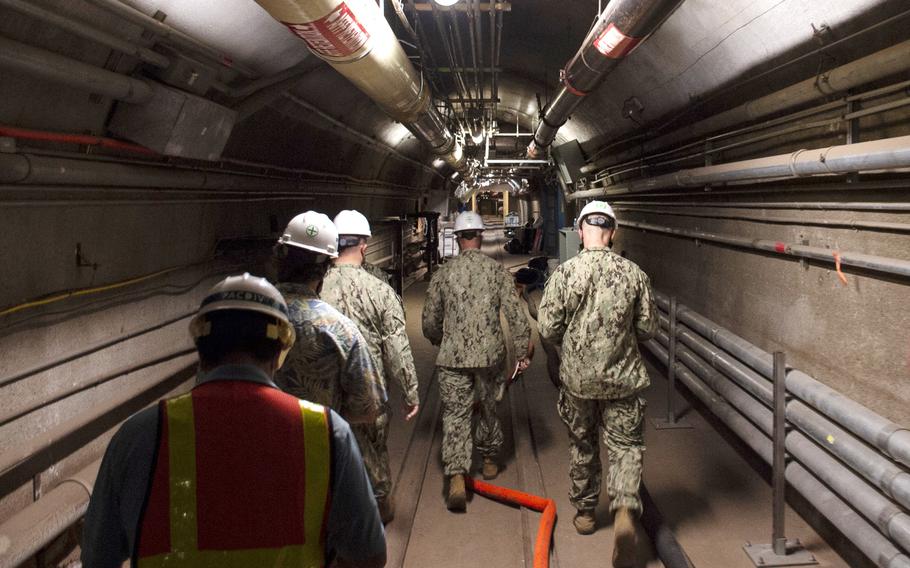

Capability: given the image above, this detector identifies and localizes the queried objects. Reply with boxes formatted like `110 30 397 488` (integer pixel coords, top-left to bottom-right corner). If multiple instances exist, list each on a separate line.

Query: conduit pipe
570 134 910 200
527 0 685 157
0 124 156 156
653 292 910 468
0 460 101 568
654 329 910 554
254 0 472 179
611 200 910 212
645 340 910 568
618 218 910 279
582 39 910 174
655 314 910 511
81 0 258 78
0 0 170 69
0 36 153 103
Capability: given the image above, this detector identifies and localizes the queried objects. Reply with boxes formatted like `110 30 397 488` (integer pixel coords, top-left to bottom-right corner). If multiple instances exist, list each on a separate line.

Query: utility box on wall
558 227 581 263
109 82 236 161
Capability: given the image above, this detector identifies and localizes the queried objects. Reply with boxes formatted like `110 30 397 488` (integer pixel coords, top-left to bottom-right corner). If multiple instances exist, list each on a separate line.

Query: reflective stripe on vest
136 383 331 567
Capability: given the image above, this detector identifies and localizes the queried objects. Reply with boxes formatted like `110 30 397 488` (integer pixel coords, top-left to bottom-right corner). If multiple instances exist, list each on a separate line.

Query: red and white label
285 2 370 59
593 23 641 59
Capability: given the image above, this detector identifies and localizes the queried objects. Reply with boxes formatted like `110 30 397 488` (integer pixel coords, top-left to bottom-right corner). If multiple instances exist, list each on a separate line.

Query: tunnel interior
0 0 909 566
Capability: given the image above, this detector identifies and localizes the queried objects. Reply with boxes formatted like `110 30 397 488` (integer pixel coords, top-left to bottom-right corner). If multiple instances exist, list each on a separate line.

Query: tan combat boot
446 474 467 511
612 507 639 568
573 509 596 535
482 457 499 480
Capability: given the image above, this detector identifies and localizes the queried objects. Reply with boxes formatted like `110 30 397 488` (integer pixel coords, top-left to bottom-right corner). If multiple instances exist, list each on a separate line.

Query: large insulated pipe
570 134 910 200
527 0 685 157
254 0 471 177
646 340 910 568
0 460 101 567
581 39 910 174
653 292 910 469
0 36 153 103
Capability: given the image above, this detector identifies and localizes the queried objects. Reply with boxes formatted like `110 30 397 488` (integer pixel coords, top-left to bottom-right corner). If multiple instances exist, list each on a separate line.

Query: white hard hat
278 211 339 258
575 200 617 229
189 273 296 368
454 211 485 233
333 210 372 237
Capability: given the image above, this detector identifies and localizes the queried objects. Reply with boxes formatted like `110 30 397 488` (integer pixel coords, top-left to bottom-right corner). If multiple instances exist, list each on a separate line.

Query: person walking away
538 200 658 568
321 209 420 523
273 211 385 424
82 274 386 568
422 211 532 511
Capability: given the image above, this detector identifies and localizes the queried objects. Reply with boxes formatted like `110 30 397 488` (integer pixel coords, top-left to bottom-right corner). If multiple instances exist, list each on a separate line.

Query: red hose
465 477 557 568
0 125 157 156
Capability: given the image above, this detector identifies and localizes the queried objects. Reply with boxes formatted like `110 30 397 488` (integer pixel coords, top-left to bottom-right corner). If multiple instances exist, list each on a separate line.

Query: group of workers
81 199 657 568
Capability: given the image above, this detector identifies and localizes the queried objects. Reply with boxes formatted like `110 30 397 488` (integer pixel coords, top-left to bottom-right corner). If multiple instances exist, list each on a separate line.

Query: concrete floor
377 232 853 568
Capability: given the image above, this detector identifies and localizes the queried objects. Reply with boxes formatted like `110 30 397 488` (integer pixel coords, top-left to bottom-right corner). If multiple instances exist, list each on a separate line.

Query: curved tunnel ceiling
122 0 904 177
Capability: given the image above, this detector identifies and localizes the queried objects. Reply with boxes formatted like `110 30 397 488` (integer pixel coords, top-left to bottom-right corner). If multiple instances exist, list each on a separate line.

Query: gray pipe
654 292 910 469
645 340 910 568
618 218 910 279
655 330 910 555
0 460 100 567
571 134 910 200
528 0 685 156
656 313 910 512
81 0 258 78
0 0 170 68
581 39 910 174
0 36 153 103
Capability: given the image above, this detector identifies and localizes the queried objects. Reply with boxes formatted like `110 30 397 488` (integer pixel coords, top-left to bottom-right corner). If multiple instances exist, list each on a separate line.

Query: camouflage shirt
275 282 386 422
422 249 530 368
538 247 658 399
362 261 393 287
321 264 419 406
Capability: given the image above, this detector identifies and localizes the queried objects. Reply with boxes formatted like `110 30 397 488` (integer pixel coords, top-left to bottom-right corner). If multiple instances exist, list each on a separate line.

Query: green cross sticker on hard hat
305 225 319 237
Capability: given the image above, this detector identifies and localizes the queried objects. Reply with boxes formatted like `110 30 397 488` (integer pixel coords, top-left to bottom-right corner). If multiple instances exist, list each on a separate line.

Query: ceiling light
471 130 484 144
432 158 446 168
434 0 461 5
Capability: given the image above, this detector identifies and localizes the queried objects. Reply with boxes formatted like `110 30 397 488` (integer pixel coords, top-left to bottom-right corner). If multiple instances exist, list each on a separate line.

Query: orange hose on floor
465 477 557 568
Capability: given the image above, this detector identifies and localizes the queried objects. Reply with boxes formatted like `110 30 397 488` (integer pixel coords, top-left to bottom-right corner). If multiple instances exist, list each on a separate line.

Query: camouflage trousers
557 388 646 514
352 409 392 500
437 366 504 476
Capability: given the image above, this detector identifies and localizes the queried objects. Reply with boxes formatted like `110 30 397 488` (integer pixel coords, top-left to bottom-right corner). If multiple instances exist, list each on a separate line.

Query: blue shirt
81 364 385 567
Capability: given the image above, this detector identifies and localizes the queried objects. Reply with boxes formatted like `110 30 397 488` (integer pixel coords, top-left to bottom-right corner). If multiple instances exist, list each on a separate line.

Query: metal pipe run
655 314 910 512
81 0 258 78
653 292 910 469
570 134 910 200
527 0 685 157
645 340 910 568
0 36 153 103
0 0 170 68
582 38 910 174
0 460 101 568
611 200 910 212
254 0 471 178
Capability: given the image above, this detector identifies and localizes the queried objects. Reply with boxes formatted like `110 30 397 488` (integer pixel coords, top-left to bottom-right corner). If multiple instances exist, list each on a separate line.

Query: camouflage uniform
422 249 530 475
275 282 386 423
538 247 658 514
362 261 393 287
321 264 419 500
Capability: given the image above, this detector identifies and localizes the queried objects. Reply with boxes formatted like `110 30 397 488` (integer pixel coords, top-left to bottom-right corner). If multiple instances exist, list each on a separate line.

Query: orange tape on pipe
465 477 557 568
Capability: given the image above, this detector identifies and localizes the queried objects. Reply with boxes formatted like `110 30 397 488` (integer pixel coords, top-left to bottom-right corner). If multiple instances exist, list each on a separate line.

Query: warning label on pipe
593 23 641 59
285 2 370 59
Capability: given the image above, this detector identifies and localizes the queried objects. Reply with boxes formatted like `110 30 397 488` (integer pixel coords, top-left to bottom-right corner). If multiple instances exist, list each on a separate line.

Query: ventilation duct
527 0 685 158
255 0 472 180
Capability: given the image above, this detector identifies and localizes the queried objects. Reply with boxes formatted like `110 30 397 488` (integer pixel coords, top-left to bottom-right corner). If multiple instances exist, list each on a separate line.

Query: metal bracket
743 540 817 566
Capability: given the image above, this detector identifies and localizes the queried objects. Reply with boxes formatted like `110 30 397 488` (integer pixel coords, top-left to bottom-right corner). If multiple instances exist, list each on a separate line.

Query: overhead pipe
645 340 910 568
0 0 170 69
570 134 910 200
653 292 910 468
653 329 910 559
0 124 156 156
254 0 472 179
581 39 910 174
527 0 685 158
0 460 101 568
0 36 153 103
